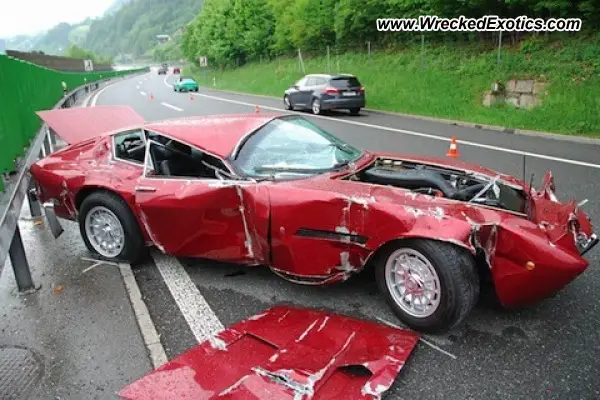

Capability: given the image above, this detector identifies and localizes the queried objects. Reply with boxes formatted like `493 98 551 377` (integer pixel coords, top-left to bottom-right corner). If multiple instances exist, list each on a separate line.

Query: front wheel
375 239 479 333
349 108 360 116
79 191 145 263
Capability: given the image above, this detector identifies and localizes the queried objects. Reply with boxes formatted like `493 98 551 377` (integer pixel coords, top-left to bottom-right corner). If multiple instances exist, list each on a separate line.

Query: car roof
143 113 282 158
305 73 357 79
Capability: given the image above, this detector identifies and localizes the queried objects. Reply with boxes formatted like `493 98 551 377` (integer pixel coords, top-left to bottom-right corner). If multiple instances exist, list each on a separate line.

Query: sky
0 0 115 38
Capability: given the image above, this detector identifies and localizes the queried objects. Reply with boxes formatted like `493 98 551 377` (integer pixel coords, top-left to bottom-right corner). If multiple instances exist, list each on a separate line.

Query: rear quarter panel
30 136 150 241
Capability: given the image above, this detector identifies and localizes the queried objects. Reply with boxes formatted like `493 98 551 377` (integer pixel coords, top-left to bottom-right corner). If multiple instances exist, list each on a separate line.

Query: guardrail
0 62 149 292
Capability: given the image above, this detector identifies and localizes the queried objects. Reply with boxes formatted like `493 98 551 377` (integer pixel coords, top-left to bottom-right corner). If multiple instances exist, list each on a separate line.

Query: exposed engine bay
348 158 528 214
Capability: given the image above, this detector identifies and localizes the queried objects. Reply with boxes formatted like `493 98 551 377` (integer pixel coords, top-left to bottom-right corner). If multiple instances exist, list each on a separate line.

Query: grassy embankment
189 36 600 137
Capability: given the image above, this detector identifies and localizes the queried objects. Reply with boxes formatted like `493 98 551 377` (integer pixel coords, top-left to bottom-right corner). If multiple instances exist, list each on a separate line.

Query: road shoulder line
119 263 168 368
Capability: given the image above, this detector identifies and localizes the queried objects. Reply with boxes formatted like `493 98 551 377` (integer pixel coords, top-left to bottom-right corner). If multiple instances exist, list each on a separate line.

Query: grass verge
188 36 600 137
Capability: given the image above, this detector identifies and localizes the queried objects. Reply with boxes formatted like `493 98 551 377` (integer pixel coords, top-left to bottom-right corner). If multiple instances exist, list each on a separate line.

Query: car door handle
135 186 157 192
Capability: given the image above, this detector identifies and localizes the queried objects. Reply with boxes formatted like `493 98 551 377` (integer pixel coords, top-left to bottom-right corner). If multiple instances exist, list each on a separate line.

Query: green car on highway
173 78 199 92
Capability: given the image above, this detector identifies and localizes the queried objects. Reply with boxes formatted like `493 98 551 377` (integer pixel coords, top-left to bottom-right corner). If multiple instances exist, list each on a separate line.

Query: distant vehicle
157 64 168 75
284 74 365 116
173 67 181 74
173 77 198 92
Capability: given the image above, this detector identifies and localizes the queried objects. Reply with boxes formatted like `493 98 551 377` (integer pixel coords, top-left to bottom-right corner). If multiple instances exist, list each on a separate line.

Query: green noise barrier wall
0 54 147 192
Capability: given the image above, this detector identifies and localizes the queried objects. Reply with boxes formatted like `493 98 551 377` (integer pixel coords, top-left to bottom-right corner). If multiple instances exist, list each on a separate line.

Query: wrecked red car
30 105 598 332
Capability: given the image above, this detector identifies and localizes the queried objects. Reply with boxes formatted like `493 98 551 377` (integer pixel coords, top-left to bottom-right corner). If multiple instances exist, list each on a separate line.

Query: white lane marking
152 252 224 342
171 82 600 170
119 263 168 368
140 91 147 96
90 82 114 107
161 102 183 112
82 88 95 108
164 74 173 88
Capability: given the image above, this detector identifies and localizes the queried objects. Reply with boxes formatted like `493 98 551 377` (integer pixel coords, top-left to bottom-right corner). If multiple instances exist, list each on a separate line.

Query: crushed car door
267 183 371 282
134 142 264 263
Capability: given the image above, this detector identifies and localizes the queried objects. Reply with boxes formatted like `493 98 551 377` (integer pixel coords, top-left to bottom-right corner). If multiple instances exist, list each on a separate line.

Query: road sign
84 59 94 72
199 56 208 67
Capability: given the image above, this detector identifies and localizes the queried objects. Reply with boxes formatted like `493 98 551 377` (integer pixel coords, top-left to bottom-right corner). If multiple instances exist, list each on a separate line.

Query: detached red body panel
30 108 597 318
118 306 420 400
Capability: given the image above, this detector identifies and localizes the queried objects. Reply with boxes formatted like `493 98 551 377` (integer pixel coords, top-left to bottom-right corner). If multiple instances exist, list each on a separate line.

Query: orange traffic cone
254 105 260 114
446 136 460 158
149 92 154 100
190 94 194 101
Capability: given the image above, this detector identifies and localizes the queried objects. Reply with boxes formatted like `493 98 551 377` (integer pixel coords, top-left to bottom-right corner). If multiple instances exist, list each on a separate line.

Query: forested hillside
86 0 204 56
182 0 600 66
5 21 91 54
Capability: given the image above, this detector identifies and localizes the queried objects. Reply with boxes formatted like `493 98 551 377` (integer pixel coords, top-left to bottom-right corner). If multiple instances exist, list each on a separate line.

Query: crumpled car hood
118 306 420 399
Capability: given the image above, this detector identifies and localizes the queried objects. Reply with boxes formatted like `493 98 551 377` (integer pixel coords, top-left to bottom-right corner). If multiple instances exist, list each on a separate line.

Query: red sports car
30 106 598 332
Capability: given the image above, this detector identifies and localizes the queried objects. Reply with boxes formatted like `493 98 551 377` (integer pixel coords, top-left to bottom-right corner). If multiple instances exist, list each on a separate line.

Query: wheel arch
75 185 150 242
363 235 476 272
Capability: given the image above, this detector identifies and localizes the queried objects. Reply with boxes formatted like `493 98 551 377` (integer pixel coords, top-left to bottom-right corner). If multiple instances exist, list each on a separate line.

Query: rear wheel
79 191 145 263
375 239 479 333
311 98 322 115
283 95 293 110
349 108 360 116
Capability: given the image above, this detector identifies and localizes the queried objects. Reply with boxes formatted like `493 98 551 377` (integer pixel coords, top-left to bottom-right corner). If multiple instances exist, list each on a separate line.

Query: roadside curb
199 85 600 146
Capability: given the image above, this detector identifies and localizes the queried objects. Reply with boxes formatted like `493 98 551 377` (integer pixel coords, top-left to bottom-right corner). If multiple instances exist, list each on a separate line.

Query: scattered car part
118 305 420 400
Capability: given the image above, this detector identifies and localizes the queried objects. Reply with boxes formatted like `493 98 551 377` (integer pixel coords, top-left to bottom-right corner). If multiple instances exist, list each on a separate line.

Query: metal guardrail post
27 181 41 218
9 225 37 293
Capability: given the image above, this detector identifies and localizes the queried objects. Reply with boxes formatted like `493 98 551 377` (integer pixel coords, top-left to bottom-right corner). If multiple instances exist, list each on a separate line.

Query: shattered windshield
233 116 362 178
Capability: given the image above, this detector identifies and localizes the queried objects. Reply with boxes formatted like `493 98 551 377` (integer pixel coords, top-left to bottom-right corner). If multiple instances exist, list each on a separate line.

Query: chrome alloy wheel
385 248 442 318
84 206 125 258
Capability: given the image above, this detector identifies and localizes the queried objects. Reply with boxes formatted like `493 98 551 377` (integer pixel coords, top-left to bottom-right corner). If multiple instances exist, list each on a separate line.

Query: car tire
283 95 293 110
349 108 360 116
311 98 322 115
375 239 479 333
79 191 145 264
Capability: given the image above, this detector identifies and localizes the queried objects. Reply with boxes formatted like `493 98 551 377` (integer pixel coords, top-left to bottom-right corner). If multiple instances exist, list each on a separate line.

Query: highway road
89 70 600 398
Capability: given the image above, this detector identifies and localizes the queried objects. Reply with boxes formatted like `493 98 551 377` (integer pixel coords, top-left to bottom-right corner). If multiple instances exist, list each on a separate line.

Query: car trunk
328 77 364 97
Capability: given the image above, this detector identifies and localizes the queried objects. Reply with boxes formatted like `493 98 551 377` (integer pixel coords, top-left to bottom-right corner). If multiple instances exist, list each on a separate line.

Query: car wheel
79 191 145 263
375 239 479 333
283 95 293 110
349 108 360 116
311 98 322 115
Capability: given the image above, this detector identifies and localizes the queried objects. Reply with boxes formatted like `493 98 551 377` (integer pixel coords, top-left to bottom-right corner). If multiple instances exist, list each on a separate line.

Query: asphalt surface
0 206 151 399
84 70 600 398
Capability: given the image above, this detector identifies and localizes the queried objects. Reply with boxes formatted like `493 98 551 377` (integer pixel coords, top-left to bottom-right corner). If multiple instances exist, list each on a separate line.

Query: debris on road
118 305 420 399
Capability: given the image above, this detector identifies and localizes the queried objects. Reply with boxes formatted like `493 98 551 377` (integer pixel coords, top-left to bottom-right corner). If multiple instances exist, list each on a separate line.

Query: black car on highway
283 74 365 115
158 64 168 75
